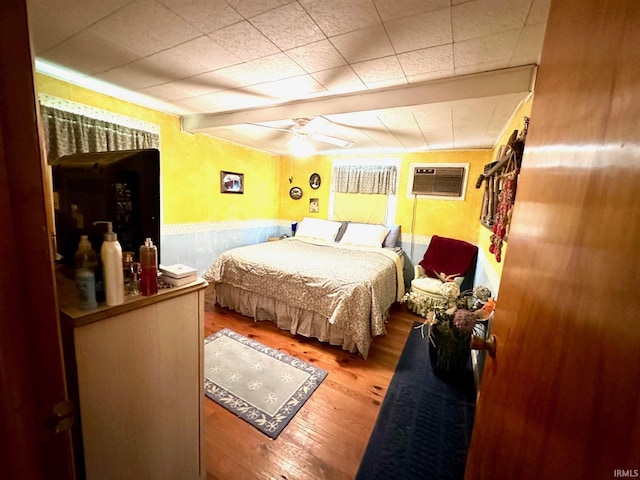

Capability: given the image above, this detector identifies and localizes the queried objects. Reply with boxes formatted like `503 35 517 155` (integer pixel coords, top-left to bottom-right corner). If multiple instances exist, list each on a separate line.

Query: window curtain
40 105 160 164
331 164 397 195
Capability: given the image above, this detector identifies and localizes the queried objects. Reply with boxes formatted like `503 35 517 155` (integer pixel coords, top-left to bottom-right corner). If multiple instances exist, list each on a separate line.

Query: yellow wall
35 74 281 225
37 73 532 282
277 149 491 245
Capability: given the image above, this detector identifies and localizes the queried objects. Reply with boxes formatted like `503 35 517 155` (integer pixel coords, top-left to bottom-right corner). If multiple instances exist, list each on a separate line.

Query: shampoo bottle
139 238 158 296
74 235 97 310
94 221 124 306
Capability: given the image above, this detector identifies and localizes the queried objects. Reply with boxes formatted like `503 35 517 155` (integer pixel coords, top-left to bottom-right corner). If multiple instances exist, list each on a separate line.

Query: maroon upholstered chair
411 235 478 299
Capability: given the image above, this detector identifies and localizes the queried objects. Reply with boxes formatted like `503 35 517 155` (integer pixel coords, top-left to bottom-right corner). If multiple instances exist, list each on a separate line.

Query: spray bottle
93 221 124 306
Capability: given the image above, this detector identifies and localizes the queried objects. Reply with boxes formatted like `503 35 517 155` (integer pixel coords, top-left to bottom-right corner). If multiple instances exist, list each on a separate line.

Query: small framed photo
220 171 244 194
309 198 319 213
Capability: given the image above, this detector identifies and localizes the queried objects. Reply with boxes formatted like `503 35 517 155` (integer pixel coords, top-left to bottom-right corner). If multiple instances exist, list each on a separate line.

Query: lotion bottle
74 235 97 310
93 221 124 306
139 238 158 296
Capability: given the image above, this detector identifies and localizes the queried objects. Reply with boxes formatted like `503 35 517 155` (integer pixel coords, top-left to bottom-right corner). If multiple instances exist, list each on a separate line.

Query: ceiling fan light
289 133 314 157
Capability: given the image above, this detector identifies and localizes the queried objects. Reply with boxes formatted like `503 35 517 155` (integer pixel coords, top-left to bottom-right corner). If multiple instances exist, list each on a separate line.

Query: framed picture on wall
220 171 244 194
309 198 319 213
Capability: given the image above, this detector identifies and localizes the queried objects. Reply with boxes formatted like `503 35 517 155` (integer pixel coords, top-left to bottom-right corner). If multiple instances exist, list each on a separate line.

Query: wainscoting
161 220 291 274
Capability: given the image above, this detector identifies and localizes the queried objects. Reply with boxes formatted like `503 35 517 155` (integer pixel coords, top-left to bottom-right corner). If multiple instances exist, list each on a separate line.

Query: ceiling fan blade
248 122 294 134
310 133 353 148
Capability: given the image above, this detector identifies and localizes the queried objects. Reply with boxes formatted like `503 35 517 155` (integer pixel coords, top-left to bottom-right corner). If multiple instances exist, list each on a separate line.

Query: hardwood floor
203 297 417 480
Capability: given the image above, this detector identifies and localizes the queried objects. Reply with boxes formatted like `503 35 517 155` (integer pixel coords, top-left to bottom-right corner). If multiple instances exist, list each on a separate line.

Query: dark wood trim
0 0 75 478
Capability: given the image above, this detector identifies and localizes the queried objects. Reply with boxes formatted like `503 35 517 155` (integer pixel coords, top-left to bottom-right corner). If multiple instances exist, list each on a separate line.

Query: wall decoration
220 171 244 194
309 198 319 213
309 173 321 189
289 186 303 200
476 116 529 262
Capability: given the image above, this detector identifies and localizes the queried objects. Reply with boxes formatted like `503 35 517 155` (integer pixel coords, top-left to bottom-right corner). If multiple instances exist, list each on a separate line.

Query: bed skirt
212 282 359 354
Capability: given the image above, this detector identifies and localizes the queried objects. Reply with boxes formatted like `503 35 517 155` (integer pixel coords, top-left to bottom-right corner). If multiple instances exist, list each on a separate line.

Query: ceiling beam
181 65 537 132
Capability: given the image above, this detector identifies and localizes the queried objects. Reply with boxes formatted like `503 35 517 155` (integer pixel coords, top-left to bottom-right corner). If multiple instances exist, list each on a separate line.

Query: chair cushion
418 235 478 280
411 277 444 295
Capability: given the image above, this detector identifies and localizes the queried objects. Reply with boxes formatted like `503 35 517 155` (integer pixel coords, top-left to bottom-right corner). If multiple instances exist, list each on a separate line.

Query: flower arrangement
401 282 495 375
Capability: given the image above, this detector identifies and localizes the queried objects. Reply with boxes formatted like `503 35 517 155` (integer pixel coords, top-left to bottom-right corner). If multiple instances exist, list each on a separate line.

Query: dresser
57 270 207 480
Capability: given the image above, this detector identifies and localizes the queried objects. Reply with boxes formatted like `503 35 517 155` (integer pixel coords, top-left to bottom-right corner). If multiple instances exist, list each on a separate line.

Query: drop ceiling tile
378 112 428 149
209 21 280 61
29 0 130 34
415 107 454 150
324 113 386 148
397 43 453 76
526 0 551 25
351 56 405 84
385 8 452 54
39 29 140 75
250 74 327 99
176 88 268 113
454 60 510 77
406 68 455 84
510 23 546 66
285 39 347 73
311 66 367 93
91 0 202 57
481 93 528 145
452 102 494 148
454 30 520 68
452 0 531 42
28 0 129 52
28 16 75 54
373 0 449 22
96 60 180 90
212 52 307 88
250 3 326 50
329 25 394 63
137 82 198 101
179 70 246 95
161 0 243 33
134 36 242 80
364 77 408 90
299 0 381 37
226 0 295 18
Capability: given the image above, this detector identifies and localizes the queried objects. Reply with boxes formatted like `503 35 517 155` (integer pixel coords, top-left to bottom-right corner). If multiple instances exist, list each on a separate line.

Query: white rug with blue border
204 328 328 439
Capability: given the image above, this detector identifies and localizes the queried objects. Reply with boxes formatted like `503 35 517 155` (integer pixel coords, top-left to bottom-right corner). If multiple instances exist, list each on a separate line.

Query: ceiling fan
252 117 355 152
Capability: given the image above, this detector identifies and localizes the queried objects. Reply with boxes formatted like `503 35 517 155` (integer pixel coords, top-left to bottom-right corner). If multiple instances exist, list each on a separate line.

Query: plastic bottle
74 235 97 310
93 221 124 306
139 238 158 296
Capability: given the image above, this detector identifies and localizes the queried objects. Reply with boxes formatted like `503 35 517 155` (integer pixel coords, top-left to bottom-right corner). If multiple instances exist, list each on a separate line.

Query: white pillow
339 223 391 248
295 217 343 242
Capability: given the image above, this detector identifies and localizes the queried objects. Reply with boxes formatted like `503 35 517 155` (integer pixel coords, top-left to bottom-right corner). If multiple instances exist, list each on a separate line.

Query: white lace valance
38 94 160 135
331 164 398 195
38 95 160 163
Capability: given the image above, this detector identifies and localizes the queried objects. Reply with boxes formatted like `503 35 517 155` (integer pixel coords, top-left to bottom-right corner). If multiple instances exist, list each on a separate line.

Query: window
329 158 400 224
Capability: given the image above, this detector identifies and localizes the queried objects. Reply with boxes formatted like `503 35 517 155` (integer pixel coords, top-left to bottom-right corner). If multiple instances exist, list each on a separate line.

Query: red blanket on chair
418 235 478 279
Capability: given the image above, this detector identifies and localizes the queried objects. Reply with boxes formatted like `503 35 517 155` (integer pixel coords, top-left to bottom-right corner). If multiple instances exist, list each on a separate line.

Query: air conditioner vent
410 166 466 197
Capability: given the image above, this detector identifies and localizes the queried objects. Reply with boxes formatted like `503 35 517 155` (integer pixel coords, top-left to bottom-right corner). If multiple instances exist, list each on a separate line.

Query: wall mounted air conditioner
408 163 468 200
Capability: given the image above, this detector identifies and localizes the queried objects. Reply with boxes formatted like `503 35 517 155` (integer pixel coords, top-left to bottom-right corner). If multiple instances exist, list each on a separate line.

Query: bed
203 218 405 358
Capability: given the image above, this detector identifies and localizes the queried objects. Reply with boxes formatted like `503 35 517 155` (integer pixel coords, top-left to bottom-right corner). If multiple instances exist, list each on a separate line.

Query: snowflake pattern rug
204 328 328 439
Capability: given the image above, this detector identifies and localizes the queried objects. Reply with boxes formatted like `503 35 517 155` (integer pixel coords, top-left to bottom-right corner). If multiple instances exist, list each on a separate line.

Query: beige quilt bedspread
203 237 404 357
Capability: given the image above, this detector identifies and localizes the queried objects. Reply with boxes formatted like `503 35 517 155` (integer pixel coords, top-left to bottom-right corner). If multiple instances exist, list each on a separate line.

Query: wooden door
0 0 75 478
466 1 640 478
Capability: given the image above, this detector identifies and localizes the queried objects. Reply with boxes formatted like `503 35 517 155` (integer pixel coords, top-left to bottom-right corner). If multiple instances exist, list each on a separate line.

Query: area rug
204 328 328 439
356 322 476 480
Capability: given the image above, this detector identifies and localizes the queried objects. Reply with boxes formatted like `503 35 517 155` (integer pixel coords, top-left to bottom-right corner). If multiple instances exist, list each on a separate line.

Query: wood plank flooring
203 297 417 480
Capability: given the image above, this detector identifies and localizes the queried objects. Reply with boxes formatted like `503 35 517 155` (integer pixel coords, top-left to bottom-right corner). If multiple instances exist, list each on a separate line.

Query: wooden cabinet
58 275 207 480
